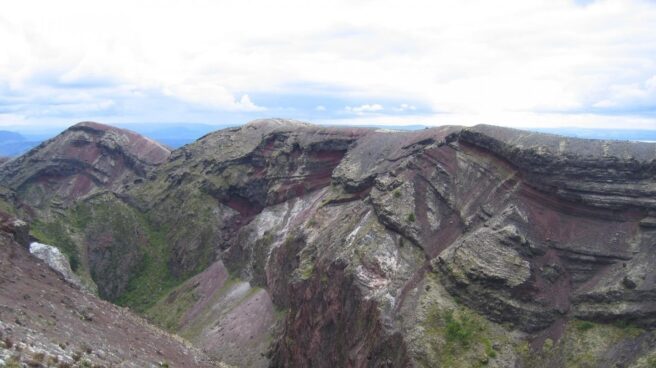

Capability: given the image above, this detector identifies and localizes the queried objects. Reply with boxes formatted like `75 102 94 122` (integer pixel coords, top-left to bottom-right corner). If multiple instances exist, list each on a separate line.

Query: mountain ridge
1 119 656 367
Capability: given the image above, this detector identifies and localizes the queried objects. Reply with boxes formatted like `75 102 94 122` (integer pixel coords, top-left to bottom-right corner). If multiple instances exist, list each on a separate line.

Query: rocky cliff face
2 120 656 368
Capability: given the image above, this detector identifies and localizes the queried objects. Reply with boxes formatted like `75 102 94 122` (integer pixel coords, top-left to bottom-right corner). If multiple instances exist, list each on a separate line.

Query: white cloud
394 104 417 112
345 104 384 114
315 105 326 111
0 0 655 128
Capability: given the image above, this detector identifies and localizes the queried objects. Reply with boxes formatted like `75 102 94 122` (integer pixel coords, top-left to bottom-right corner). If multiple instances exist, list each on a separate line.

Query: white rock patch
29 242 84 289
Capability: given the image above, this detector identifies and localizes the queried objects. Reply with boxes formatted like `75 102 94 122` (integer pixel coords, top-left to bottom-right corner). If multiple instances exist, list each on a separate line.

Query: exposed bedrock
3 119 656 367
136 121 656 365
134 119 369 277
456 126 656 210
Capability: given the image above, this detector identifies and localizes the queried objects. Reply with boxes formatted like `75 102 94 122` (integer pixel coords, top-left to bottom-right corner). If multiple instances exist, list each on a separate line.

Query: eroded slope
0 211 217 368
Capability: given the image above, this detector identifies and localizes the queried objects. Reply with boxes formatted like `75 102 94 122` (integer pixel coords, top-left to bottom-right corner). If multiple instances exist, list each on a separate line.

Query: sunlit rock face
30 241 85 290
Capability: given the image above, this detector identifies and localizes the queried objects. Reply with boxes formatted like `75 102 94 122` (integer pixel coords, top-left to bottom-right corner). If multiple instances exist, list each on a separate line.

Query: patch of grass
297 260 314 281
72 195 186 312
114 219 181 313
612 319 643 336
484 339 497 358
525 319 648 368
30 219 80 272
406 213 416 222
575 320 595 332
274 307 288 321
422 305 496 368
444 310 481 347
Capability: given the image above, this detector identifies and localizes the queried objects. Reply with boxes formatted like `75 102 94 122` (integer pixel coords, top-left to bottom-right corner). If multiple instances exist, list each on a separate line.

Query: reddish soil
179 261 230 327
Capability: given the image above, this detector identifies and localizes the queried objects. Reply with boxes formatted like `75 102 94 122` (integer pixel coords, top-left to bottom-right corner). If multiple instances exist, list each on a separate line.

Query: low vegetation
30 219 80 271
422 304 498 368
517 319 646 367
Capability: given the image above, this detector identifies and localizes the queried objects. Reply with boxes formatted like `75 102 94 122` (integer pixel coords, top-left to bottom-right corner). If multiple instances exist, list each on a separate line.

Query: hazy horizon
2 120 656 158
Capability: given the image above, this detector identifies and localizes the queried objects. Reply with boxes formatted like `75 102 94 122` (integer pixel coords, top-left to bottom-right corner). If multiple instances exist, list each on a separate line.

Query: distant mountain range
532 127 656 142
0 130 43 157
0 123 654 158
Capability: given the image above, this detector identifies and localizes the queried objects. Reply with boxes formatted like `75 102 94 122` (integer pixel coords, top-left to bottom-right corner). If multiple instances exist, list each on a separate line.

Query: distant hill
115 123 236 148
531 127 656 142
0 130 41 156
0 130 24 141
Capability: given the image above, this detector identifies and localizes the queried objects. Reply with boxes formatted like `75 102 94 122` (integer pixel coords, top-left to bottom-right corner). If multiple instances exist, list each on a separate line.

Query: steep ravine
1 119 656 367
0 210 218 367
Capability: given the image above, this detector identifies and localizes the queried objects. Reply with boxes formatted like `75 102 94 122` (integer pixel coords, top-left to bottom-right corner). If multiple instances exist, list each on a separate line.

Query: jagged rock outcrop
0 209 29 247
131 118 370 278
4 119 656 367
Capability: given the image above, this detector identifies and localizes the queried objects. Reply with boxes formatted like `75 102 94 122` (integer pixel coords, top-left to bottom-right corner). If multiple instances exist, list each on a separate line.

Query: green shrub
575 320 595 332
30 220 80 272
407 213 416 222
444 310 480 347
484 339 497 358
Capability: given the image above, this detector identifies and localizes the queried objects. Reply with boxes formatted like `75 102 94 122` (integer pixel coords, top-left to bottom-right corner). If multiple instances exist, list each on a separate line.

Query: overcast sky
1 0 655 129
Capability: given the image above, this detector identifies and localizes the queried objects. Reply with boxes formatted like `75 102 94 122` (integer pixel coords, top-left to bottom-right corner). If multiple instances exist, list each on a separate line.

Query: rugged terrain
0 210 217 367
1 119 656 367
